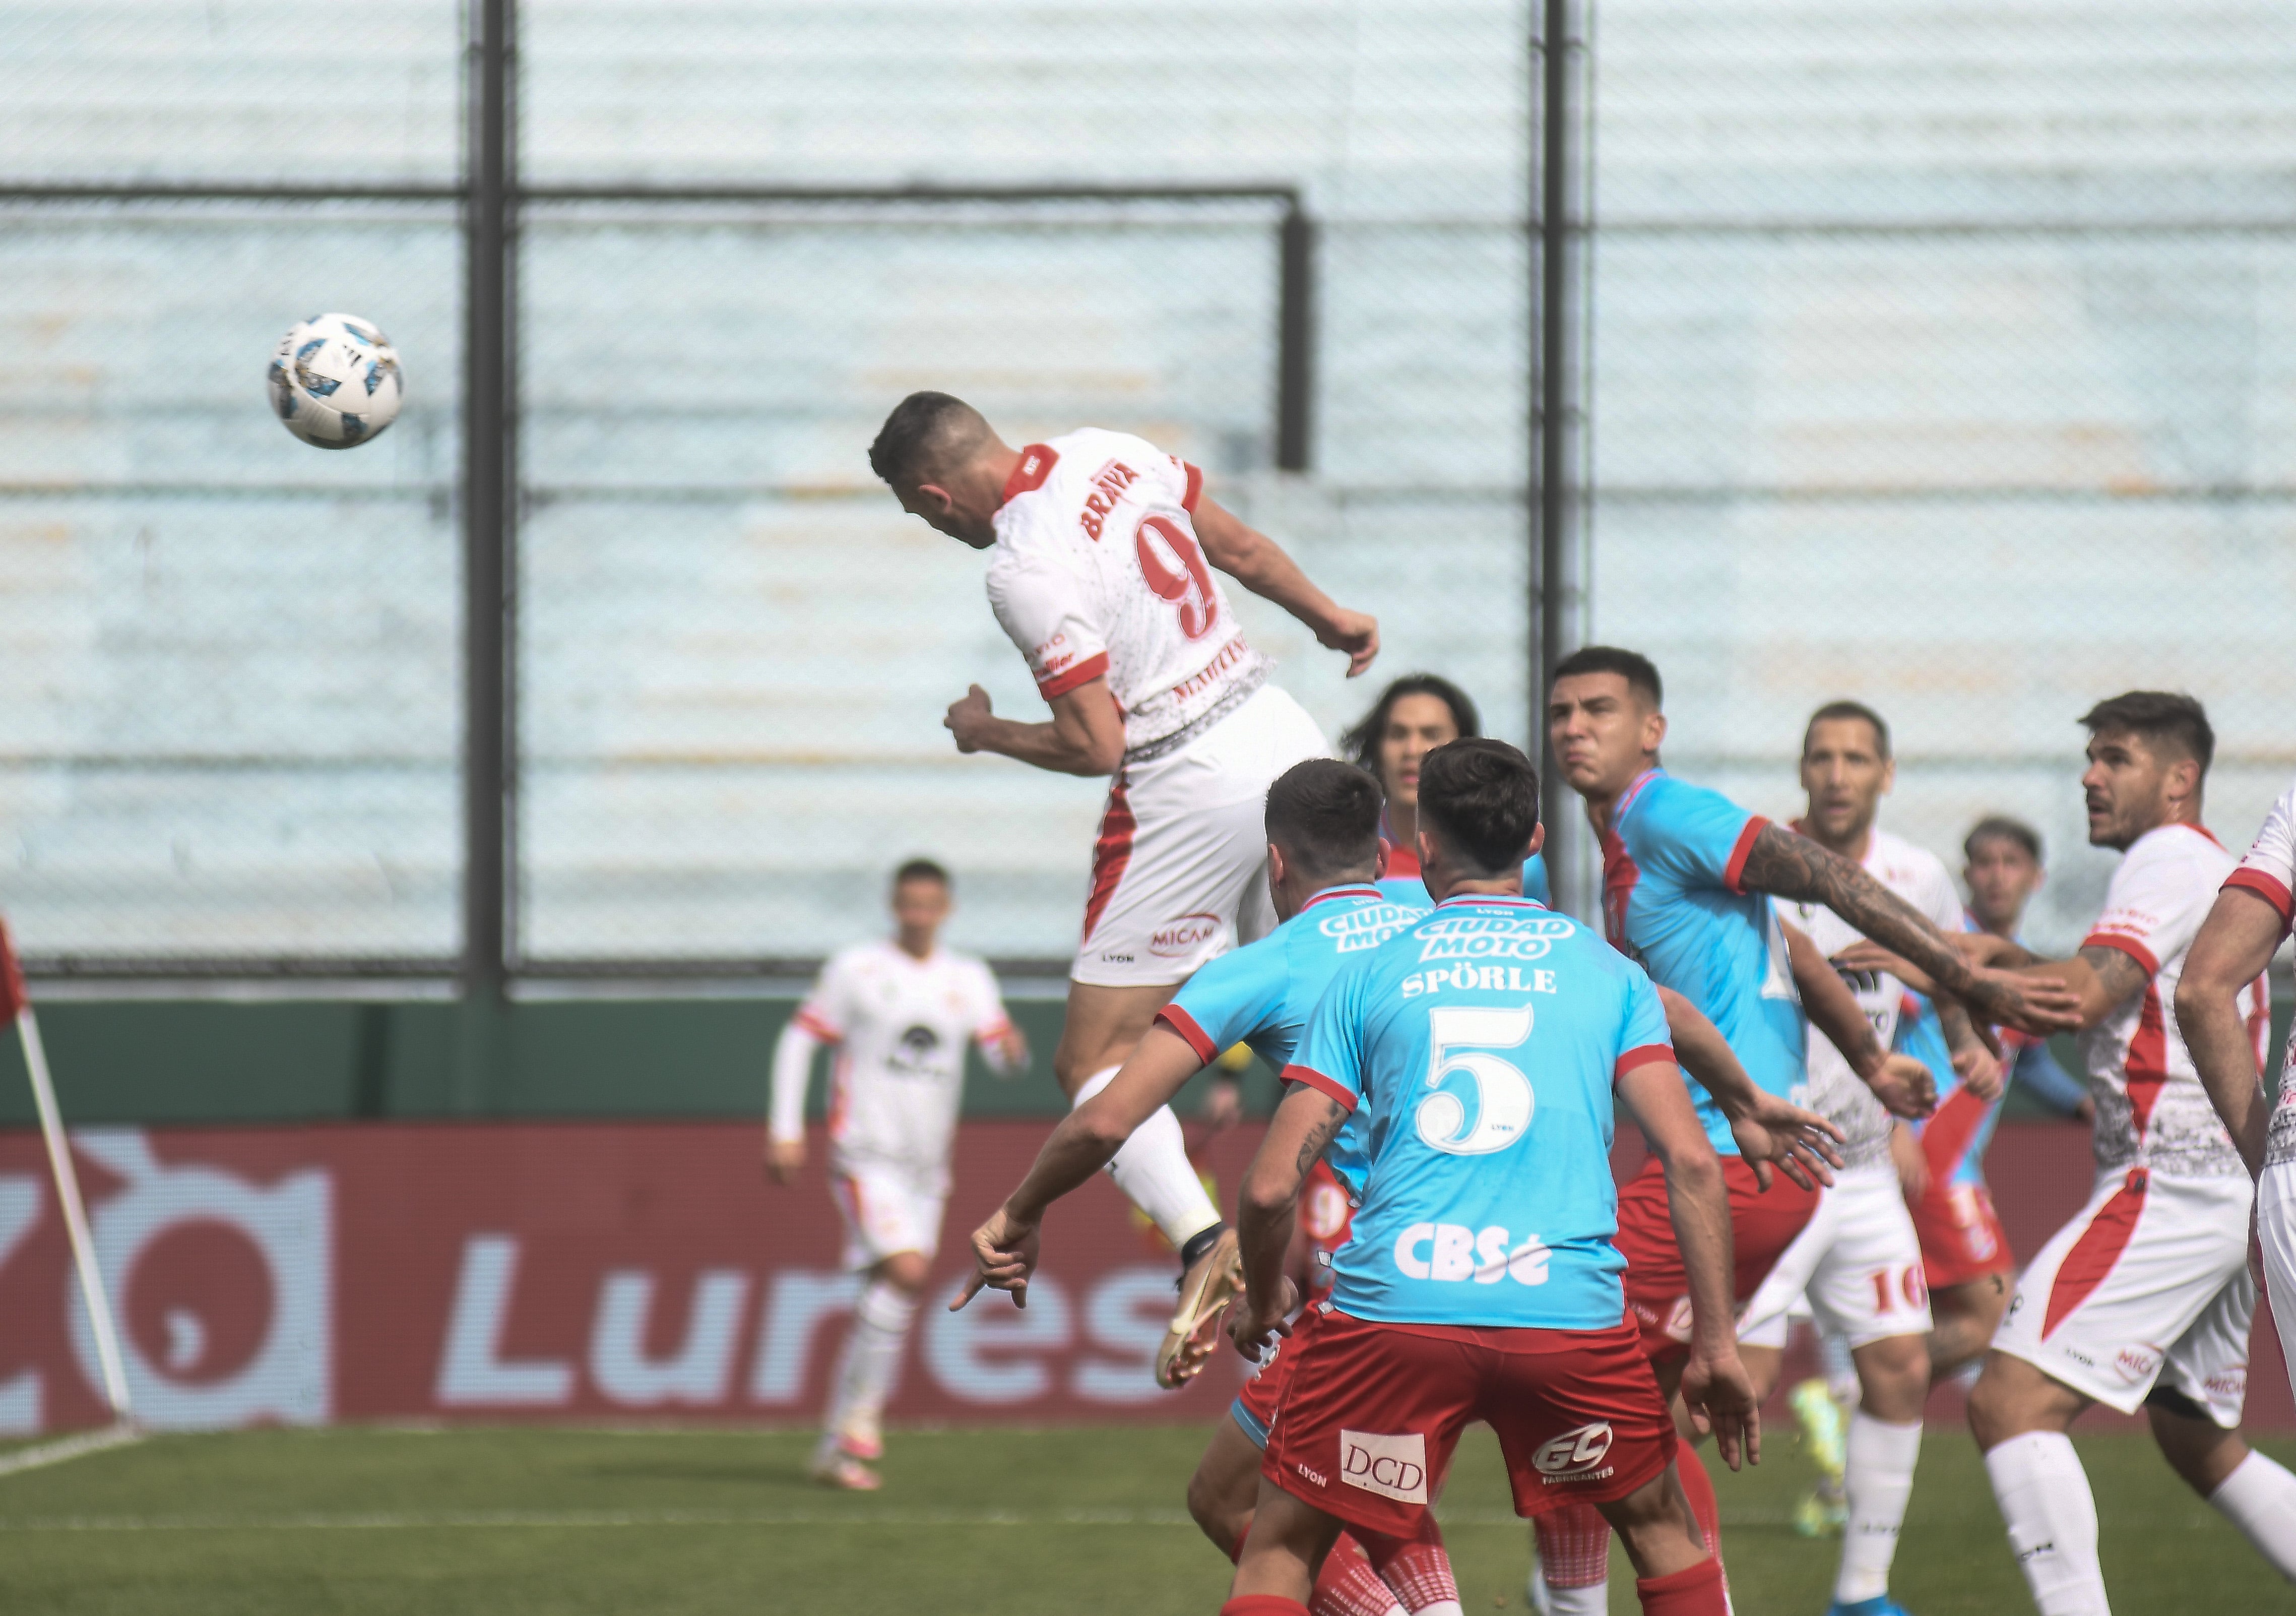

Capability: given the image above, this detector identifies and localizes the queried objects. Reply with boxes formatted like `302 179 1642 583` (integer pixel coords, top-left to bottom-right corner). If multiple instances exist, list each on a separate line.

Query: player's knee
1855 1333 1930 1418
1186 1463 1248 1557
1966 1351 2049 1449
2146 1395 2246 1496
877 1252 930 1294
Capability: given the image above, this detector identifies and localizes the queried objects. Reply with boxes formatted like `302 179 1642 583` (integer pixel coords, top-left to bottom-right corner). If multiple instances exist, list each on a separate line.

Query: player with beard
870 393 1380 1386
1528 648 2075 1615
1735 700 2003 1616
1963 694 2296 1615
767 860 1027 1489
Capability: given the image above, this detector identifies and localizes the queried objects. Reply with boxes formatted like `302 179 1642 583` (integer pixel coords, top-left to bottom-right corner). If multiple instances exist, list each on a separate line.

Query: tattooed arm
2023 943 2153 1033
1738 823 2078 1036
1230 1084 1349 1361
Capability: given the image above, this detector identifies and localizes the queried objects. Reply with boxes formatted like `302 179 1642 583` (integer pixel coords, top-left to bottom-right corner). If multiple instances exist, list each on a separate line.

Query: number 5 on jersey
1418 1006 1536 1156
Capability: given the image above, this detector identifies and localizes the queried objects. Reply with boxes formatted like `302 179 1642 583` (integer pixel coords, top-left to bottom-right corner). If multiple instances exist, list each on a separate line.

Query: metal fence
3 0 2289 981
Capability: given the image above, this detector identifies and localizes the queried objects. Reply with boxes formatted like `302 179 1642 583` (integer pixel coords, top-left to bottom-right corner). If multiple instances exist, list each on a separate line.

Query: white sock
1534 1580 1605 1616
1073 1064 1221 1249
822 1278 914 1439
2208 1450 2296 1582
1836 1411 1922 1602
1984 1431 2110 1615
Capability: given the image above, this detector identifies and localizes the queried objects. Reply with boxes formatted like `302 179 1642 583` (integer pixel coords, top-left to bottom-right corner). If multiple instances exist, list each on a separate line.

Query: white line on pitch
0 1505 1791 1533
0 1424 145 1481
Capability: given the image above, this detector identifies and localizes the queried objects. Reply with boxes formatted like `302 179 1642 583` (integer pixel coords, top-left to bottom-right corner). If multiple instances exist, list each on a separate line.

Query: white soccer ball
267 313 404 449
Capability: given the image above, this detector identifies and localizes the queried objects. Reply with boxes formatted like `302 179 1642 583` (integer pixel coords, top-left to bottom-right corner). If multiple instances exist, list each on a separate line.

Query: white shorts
1738 1164 1933 1350
1072 682 1329 987
1993 1166 2254 1424
2258 1163 2296 1414
830 1160 948 1270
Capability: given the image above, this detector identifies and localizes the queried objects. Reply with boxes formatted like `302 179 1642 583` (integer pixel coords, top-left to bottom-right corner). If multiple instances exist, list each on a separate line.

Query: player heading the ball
870 392 1378 1386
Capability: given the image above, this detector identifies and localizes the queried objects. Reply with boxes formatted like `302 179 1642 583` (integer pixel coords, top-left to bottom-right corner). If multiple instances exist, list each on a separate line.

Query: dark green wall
0 993 1279 1128
0 992 2281 1130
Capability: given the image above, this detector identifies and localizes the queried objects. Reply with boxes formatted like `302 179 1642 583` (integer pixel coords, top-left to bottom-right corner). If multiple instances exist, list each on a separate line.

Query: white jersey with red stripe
2226 779 2296 1169
792 940 1015 1176
2077 822 2263 1181
1781 825 1964 1170
985 429 1273 762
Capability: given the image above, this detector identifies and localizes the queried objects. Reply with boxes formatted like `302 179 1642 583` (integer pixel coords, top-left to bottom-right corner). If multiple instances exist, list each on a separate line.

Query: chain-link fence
1583 0 2296 951
0 5 463 970
5 1 2290 977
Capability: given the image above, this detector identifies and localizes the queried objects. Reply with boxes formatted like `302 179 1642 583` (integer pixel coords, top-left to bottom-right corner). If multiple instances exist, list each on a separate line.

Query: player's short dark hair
868 391 991 487
1803 700 1891 761
1264 760 1383 884
1417 739 1541 877
2079 691 2215 777
1963 816 2043 865
1552 645 1662 710
892 858 950 889
1339 674 1483 780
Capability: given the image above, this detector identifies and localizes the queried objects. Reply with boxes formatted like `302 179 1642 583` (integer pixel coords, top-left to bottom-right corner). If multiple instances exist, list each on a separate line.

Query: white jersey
2079 823 2261 1180
790 941 1015 1174
986 428 1273 761
2226 780 2296 1168
1782 826 1964 1170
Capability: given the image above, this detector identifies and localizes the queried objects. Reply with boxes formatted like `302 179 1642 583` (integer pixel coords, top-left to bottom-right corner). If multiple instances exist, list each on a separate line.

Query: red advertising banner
0 1118 2286 1433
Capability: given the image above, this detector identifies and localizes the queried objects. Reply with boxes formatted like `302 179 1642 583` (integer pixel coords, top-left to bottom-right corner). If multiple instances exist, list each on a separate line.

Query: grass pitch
0 1423 2291 1613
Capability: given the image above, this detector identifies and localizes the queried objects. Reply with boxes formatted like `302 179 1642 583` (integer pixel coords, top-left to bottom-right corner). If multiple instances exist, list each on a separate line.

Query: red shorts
1912 1177 2014 1289
1260 1309 1676 1536
1616 1153 1819 1360
1232 1292 1326 1446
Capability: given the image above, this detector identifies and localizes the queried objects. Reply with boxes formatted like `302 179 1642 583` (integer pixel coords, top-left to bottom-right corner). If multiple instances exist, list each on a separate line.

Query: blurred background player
1965 693 2296 1614
1534 647 2071 1616
1739 699 2002 1615
1957 816 2093 1121
869 392 1380 1380
767 859 1027 1489
1225 739 1749 1616
1338 672 1550 908
2180 775 2295 1408
954 760 1456 1616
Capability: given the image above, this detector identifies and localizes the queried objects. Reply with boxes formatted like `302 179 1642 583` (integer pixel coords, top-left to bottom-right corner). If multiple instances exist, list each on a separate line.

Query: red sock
1633 1552 1726 1615
1222 1600 1311 1616
1309 1532 1404 1616
1674 1449 1721 1557
1532 1500 1613 1588
1355 1519 1460 1612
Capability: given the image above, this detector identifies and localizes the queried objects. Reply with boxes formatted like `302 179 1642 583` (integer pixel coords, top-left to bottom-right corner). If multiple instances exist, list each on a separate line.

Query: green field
1 1422 2292 1613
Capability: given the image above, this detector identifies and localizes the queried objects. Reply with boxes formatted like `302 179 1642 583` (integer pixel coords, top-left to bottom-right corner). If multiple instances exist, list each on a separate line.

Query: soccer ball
267 313 404 449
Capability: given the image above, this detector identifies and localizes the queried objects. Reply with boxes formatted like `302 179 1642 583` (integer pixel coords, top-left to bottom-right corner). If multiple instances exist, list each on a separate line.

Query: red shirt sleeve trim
1613 1043 1676 1080
1181 462 1204 513
1037 650 1110 700
1155 1005 1221 1065
1724 816 1769 894
2081 930 2160 978
1000 444 1058 505
792 1008 843 1042
1280 1065 1358 1114
2225 866 2296 927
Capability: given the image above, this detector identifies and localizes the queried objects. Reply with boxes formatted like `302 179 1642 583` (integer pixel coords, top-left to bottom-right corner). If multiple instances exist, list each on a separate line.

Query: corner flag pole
1 920 133 1420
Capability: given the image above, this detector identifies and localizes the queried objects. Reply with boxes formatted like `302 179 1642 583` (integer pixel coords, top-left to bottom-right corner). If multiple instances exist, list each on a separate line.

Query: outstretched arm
1229 1084 1347 1360
1655 984 1842 1189
951 1026 1206 1310
943 676 1125 776
1783 922 1936 1118
1191 498 1379 677
2176 888 2286 1175
1740 824 2077 1036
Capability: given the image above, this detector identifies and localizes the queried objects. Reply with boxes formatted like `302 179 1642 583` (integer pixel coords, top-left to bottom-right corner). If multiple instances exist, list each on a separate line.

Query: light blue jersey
1285 895 1675 1330
1598 769 1805 1154
1159 883 1428 1193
